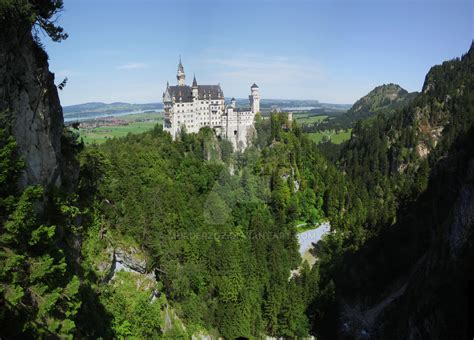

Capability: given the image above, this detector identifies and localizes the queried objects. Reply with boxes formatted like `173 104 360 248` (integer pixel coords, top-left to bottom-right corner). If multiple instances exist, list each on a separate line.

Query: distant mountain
63 102 163 114
62 99 336 121
62 102 164 121
346 83 418 120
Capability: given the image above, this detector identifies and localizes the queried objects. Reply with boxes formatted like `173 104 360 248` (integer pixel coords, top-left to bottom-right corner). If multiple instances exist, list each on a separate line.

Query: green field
79 112 349 146
118 112 163 122
79 112 163 144
293 114 328 124
305 128 352 144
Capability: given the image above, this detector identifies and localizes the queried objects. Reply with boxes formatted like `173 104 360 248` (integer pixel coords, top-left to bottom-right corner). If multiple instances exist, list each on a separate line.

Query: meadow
293 113 328 124
305 129 352 144
291 112 351 144
79 112 163 144
79 111 350 145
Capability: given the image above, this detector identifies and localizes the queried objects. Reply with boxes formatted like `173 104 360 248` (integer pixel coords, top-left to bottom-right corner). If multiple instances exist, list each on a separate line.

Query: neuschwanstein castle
162 59 260 150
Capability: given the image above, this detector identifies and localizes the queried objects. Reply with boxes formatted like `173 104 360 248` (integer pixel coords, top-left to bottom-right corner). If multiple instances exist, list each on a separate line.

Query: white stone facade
163 59 260 150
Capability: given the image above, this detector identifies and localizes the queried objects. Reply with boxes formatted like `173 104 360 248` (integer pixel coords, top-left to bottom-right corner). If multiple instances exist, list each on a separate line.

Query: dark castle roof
168 84 223 102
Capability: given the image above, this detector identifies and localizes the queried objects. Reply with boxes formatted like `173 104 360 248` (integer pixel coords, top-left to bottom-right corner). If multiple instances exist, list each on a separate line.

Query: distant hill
306 84 418 133
62 99 339 121
62 102 163 121
346 83 418 120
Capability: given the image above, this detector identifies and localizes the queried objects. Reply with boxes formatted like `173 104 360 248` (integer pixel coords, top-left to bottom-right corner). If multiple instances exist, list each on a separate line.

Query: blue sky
44 0 473 105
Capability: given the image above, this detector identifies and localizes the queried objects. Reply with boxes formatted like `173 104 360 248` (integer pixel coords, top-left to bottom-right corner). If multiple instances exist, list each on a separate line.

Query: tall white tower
177 57 185 86
250 83 260 114
192 74 198 98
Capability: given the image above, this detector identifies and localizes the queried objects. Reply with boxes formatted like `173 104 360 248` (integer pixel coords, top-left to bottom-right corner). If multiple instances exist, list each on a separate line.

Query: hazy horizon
62 97 344 107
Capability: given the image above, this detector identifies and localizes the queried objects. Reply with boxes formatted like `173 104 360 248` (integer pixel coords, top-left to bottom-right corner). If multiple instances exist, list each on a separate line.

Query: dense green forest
1 0 473 338
74 112 370 338
315 43 474 338
0 111 370 337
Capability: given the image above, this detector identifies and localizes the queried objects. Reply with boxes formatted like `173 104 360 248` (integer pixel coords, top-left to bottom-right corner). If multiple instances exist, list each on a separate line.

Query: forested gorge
78 113 361 338
1 0 473 338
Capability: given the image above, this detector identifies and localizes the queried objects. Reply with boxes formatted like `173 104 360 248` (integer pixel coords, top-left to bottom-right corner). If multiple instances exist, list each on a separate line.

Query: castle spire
192 74 198 98
163 81 171 102
177 56 185 86
178 56 184 72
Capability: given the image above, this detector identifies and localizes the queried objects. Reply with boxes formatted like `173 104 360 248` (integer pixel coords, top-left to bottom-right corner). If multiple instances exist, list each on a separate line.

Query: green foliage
99 271 165 338
83 113 358 337
307 43 474 338
0 0 68 42
0 129 24 213
0 185 82 337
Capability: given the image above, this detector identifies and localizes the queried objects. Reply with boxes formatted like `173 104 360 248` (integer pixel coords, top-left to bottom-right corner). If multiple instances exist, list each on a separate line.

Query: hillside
305 84 417 136
346 83 418 120
313 43 474 339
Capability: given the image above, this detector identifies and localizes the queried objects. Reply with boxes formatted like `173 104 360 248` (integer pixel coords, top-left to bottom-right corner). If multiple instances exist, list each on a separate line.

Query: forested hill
346 83 417 121
311 84 417 133
315 43 474 338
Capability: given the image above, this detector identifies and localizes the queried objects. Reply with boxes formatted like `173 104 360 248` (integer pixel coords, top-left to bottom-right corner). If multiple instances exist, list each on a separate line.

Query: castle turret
163 81 171 102
177 57 185 86
192 74 198 98
250 83 260 114
231 97 236 108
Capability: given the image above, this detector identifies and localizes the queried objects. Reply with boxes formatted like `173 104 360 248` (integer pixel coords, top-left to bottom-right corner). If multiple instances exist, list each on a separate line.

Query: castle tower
250 83 260 114
192 74 198 98
231 97 236 108
177 57 185 86
163 81 171 102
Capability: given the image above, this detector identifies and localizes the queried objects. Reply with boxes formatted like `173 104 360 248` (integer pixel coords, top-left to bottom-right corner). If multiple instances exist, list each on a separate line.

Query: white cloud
116 62 149 70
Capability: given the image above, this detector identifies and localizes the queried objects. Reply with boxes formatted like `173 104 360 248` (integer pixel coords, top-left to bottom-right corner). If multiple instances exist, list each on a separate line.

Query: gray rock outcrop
0 24 64 189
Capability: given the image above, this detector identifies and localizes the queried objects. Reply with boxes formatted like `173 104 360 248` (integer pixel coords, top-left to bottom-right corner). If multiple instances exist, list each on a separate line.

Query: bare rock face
0 26 64 189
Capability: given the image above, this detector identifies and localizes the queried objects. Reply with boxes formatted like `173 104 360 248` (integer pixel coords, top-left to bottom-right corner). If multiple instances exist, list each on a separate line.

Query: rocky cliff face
0 25 64 189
